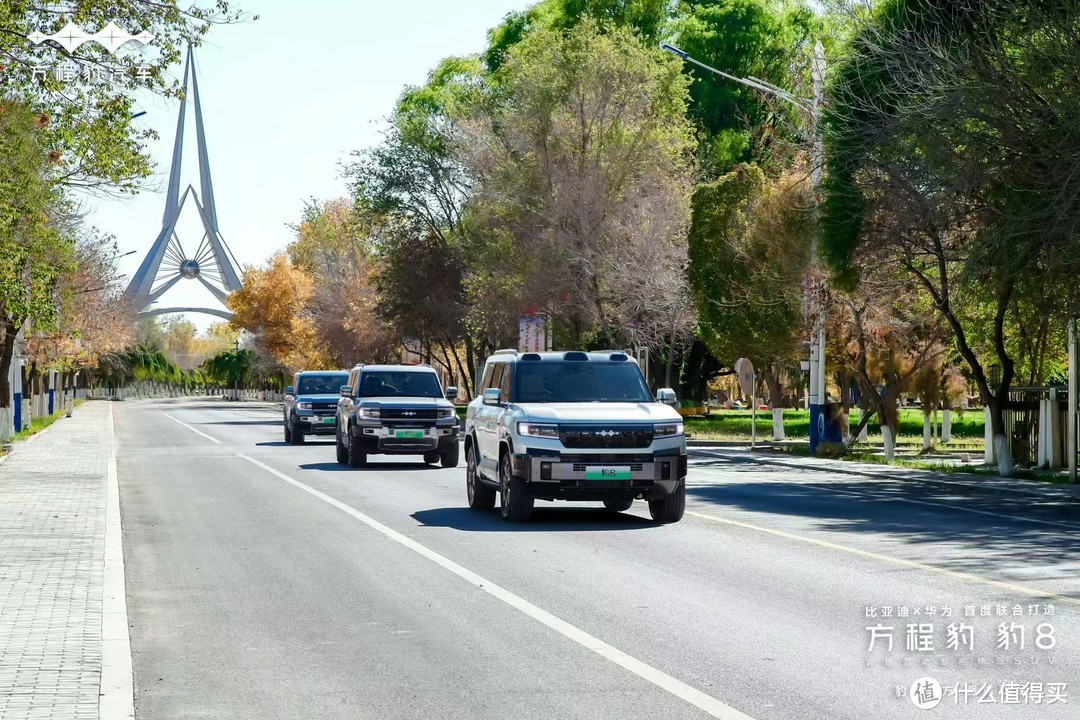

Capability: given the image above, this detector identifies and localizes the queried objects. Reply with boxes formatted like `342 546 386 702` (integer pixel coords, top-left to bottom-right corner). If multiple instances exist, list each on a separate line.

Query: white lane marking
683 510 1080 607
237 453 755 720
162 412 222 444
101 402 135 718
688 463 1080 530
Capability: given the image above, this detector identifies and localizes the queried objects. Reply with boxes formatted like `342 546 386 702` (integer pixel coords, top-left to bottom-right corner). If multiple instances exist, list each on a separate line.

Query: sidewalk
0 401 132 720
690 445 1080 500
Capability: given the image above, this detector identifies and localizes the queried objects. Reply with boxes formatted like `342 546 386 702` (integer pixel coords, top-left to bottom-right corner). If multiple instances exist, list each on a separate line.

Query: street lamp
662 41 830 451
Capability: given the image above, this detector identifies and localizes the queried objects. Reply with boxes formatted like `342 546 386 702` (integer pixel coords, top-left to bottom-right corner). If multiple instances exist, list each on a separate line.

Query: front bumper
352 424 458 454
297 414 337 435
511 450 686 501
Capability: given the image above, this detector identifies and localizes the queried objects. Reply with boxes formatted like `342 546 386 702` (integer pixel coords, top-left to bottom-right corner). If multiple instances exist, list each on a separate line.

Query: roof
359 364 439 373
297 369 348 375
490 350 636 363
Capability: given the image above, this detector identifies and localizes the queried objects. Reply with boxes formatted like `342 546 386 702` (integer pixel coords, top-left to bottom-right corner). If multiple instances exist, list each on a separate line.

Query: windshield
359 370 444 399
515 362 653 403
297 373 348 395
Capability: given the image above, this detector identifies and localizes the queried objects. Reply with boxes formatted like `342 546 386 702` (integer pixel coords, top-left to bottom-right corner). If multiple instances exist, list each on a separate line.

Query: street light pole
662 41 829 451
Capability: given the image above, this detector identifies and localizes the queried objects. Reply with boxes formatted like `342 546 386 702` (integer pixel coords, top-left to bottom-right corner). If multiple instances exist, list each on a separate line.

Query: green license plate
322 417 336 425
585 466 632 481
395 430 425 439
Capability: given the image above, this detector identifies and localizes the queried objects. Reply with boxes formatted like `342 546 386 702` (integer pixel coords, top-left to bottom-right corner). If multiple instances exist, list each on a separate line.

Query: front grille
381 408 438 421
559 426 654 449
312 401 338 412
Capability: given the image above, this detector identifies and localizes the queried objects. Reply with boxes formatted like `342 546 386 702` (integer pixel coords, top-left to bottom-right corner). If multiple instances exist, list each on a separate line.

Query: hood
517 402 680 424
359 396 453 408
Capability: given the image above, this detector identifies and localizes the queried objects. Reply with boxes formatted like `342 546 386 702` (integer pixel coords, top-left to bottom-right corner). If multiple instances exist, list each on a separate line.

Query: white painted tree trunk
994 434 1013 476
922 414 932 451
0 407 11 443
942 410 952 443
882 426 895 462
772 408 785 440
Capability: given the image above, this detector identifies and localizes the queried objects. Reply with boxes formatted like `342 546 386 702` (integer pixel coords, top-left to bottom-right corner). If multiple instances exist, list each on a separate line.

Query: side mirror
483 388 502 406
285 385 294 396
446 386 458 400
657 388 678 407
339 385 352 398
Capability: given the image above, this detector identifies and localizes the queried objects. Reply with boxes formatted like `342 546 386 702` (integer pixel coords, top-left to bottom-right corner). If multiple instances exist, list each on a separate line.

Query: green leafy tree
688 163 813 404
821 0 1080 474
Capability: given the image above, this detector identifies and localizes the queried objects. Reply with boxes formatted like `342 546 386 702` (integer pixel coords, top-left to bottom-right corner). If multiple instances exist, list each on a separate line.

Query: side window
348 370 358 395
488 363 504 395
499 363 512 401
479 363 494 391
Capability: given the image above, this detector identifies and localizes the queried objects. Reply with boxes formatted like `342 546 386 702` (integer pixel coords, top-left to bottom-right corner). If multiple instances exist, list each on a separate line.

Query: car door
338 368 358 435
284 373 299 422
475 362 505 474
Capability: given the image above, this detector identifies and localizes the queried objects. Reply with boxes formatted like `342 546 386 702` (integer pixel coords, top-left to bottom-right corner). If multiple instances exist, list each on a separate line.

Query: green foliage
484 0 668 72
201 348 255 386
0 1 246 191
671 0 819 174
687 163 812 368
0 103 74 341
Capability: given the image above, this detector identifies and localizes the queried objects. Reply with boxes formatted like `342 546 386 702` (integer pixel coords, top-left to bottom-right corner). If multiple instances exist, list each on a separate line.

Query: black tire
423 451 441 465
346 427 367 468
335 423 348 465
289 417 305 445
603 498 634 512
466 445 496 510
499 452 533 522
283 419 292 443
441 442 460 469
648 480 685 524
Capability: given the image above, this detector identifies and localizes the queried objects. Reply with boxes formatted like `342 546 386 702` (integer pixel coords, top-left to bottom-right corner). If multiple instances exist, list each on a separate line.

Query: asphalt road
115 398 1080 720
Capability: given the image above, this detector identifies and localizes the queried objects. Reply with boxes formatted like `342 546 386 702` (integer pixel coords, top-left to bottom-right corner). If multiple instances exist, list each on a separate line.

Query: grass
683 408 984 442
13 409 66 441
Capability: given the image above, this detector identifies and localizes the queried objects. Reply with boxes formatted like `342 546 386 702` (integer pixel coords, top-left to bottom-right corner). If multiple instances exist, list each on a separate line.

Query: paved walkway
0 401 131 720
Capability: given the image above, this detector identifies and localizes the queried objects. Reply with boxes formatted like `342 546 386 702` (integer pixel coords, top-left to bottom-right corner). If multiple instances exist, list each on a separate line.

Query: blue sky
87 0 529 327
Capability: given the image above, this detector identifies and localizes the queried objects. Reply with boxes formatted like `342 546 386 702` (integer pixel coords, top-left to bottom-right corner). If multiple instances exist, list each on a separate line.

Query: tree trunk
988 398 1013 476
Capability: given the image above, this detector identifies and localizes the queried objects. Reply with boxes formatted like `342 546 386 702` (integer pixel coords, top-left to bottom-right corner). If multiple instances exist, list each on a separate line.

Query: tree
821 0 1080 474
0 102 74 430
0 1 246 192
670 0 819 175
226 253 330 372
688 163 814 406
288 199 397 367
461 19 696 351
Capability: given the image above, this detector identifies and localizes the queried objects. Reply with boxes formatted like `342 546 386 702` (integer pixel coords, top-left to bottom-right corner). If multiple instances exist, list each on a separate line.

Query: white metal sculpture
125 46 241 320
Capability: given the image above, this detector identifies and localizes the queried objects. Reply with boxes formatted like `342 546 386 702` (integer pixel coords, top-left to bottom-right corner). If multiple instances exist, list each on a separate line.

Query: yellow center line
684 509 1080 607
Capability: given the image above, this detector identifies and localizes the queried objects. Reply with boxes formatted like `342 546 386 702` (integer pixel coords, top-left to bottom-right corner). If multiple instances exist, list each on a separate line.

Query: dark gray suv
335 364 460 468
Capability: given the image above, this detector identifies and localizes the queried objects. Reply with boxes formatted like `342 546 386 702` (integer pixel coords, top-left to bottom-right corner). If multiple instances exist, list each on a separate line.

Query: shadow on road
411 506 656 532
686 461 1080 583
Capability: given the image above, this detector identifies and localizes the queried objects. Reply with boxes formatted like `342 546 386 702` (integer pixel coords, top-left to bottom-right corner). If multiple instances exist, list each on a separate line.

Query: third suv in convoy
464 350 687 523
284 370 350 445
335 364 460 469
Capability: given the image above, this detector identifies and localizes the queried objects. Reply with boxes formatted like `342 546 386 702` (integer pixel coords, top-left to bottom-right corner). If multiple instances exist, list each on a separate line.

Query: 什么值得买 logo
28 21 155 56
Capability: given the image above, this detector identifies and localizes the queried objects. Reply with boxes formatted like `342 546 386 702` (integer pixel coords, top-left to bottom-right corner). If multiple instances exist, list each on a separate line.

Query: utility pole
1069 317 1077 482
662 41 829 450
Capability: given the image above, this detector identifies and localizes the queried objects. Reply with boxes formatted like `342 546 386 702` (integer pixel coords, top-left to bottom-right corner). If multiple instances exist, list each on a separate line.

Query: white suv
464 350 686 523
